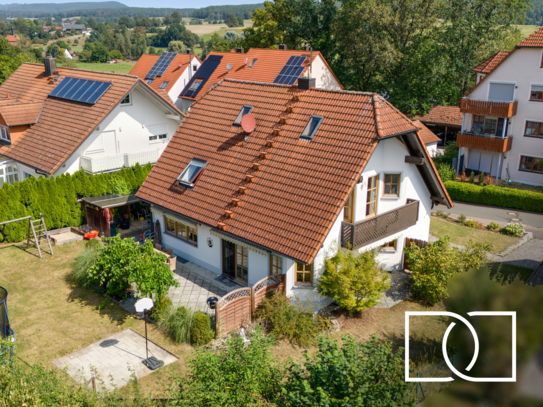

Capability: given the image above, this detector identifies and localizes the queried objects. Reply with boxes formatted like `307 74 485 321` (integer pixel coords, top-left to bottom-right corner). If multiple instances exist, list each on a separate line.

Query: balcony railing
459 98 518 118
456 132 513 153
341 200 419 251
80 149 162 174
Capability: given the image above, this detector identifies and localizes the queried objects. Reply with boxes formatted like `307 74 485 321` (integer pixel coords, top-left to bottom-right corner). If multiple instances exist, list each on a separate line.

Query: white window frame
5 163 19 185
529 82 543 102
486 81 516 102
0 125 10 143
149 134 168 143
121 93 131 105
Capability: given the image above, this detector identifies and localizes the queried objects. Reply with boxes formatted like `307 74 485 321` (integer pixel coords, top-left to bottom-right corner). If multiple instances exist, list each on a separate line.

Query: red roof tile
412 120 440 144
137 80 448 264
413 105 462 127
0 101 43 126
472 51 511 74
517 26 543 47
129 53 201 95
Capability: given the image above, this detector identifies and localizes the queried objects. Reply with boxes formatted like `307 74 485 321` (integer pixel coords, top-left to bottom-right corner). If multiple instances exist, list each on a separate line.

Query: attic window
159 81 169 90
146 79 153 85
177 158 208 188
300 116 323 141
248 58 257 68
233 105 253 127
121 94 131 105
189 80 203 91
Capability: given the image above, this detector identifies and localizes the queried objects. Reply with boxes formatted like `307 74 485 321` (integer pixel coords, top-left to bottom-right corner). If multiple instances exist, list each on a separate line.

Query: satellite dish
135 297 154 313
230 49 235 53
241 113 256 134
226 63 233 73
244 57 248 64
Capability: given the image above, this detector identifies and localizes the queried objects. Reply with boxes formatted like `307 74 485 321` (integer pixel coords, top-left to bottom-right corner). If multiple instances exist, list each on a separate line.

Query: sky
0 0 260 8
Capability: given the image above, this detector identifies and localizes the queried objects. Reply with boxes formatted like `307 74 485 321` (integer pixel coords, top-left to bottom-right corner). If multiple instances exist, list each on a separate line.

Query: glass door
222 240 236 278
235 245 248 283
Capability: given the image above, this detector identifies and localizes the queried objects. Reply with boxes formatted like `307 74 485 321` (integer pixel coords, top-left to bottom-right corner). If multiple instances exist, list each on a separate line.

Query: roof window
146 79 153 85
159 81 169 90
233 105 253 127
300 116 323 141
189 80 203 91
248 58 257 68
177 158 208 188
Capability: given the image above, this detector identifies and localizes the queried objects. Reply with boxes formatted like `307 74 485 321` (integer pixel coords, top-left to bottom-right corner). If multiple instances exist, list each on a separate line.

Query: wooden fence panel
403 237 428 271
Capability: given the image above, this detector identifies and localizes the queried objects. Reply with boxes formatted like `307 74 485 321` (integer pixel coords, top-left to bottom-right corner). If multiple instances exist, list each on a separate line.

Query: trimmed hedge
444 181 543 213
0 163 153 243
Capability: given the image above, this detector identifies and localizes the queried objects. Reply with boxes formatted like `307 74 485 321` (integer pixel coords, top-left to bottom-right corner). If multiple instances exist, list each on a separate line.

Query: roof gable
472 51 511 74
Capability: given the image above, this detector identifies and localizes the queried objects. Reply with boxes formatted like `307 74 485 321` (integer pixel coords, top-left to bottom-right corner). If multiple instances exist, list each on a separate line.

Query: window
236 245 248 282
149 134 167 141
5 164 19 185
193 65 197 72
146 79 153 85
488 83 515 102
233 105 253 127
530 85 543 101
270 254 282 275
519 155 543 174
0 168 4 185
248 58 257 68
0 125 10 143
159 81 169 90
24 172 33 179
164 215 198 245
472 115 498 136
380 240 397 252
343 188 355 223
525 121 543 138
295 262 313 285
189 80 202 91
366 175 378 217
121 94 131 105
300 116 323 141
383 174 400 196
177 158 208 188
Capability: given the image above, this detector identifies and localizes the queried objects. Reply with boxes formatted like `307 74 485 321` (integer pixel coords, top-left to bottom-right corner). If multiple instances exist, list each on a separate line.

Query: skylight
248 58 257 68
177 158 208 188
300 116 323 141
189 80 202 91
159 81 169 90
233 105 253 127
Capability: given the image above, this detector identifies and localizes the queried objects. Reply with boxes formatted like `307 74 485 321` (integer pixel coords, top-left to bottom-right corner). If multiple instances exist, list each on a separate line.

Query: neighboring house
412 120 441 157
414 105 462 148
456 27 543 186
129 52 202 111
136 79 452 306
69 50 77 59
64 49 72 59
0 59 184 184
63 24 86 32
42 26 51 32
5 34 19 46
177 47 343 113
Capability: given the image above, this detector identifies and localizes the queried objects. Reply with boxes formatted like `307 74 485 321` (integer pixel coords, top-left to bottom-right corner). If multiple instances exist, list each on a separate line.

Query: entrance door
222 240 248 283
102 130 118 156
223 241 236 278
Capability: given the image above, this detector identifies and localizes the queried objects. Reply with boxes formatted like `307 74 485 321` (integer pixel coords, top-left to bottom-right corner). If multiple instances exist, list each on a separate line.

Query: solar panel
145 52 177 80
273 56 307 86
180 55 223 99
49 77 112 105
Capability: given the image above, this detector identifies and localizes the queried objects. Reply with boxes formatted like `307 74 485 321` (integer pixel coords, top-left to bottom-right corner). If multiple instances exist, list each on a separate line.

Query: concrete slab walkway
52 329 178 391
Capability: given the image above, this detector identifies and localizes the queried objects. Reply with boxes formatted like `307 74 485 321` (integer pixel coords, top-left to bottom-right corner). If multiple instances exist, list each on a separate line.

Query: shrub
487 221 500 231
152 296 173 320
190 312 214 345
282 335 413 407
436 163 455 184
435 210 449 218
71 240 100 286
465 219 479 229
255 292 330 347
469 171 475 183
318 249 390 312
404 236 491 305
444 181 543 213
459 214 466 224
157 305 196 344
478 172 485 186
501 222 524 237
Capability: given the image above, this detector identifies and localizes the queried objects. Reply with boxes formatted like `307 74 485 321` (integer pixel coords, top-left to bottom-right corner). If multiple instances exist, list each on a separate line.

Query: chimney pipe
44 57 56 77
236 47 244 53
187 49 192 80
11 26 15 36
279 44 287 50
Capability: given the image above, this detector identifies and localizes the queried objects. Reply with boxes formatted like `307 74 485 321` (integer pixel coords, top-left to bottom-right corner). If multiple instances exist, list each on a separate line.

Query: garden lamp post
135 297 163 370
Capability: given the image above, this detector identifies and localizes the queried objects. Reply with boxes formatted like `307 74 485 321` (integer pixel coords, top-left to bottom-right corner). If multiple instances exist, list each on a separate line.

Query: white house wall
312 55 342 90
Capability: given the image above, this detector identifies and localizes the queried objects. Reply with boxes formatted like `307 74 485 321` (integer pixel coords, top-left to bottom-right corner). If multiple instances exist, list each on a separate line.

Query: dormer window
159 81 169 90
300 116 323 141
248 58 257 68
177 158 208 188
189 80 202 91
0 125 10 144
233 105 253 127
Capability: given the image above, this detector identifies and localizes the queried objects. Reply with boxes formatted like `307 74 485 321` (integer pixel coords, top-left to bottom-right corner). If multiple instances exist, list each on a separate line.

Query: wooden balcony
341 200 419 251
456 133 513 153
459 99 517 118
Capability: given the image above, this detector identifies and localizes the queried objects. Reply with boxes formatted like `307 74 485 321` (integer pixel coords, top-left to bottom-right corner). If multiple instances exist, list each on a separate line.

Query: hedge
0 163 153 243
444 181 543 213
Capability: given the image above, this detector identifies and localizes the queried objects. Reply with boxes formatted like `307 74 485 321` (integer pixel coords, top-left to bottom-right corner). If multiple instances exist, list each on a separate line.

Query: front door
222 240 248 283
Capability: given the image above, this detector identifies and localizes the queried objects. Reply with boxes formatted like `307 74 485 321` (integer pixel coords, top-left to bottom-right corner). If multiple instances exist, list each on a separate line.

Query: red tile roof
0 63 181 174
472 51 511 74
463 49 517 98
5 34 19 44
413 105 462 127
517 26 543 48
129 53 202 95
0 101 43 126
412 120 440 144
137 80 449 264
180 48 343 101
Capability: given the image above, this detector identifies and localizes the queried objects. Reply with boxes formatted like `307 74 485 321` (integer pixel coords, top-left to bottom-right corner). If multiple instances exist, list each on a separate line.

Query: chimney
44 57 57 77
279 44 287 50
236 47 244 53
298 77 316 90
11 26 15 36
303 45 310 51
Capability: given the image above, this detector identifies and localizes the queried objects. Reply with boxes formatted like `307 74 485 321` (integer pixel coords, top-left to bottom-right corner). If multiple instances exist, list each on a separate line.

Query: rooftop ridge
372 94 385 138
24 62 141 79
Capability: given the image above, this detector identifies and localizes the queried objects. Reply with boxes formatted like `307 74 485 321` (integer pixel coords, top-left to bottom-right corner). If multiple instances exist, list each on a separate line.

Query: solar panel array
180 55 223 99
273 56 307 85
145 52 177 80
49 77 112 105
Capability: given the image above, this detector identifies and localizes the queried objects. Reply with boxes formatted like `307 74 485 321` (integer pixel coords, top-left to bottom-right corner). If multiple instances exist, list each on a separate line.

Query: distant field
516 24 540 39
187 19 252 37
72 61 136 74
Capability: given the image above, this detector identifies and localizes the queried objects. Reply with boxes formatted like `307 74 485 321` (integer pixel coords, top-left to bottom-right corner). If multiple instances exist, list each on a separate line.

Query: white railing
80 149 162 174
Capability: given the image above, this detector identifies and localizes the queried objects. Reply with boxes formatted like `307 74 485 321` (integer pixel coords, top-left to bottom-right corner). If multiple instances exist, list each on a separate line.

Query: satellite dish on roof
230 49 235 53
244 57 249 64
241 113 256 134
226 63 233 72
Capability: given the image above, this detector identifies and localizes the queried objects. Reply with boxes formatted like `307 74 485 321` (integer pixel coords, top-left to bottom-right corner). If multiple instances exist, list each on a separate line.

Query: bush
435 210 449 218
190 312 214 345
487 221 500 231
318 248 390 312
152 296 172 320
478 172 485 186
444 181 543 213
465 220 479 229
60 58 77 68
255 292 331 347
71 240 100 286
501 222 524 237
109 49 123 60
469 171 475 183
157 305 196 344
405 236 491 305
459 214 466 224
436 163 456 183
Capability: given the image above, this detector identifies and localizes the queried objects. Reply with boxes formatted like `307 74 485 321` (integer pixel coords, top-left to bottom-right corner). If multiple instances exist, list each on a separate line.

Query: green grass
200 26 246 42
430 217 519 254
73 61 136 74
515 24 540 39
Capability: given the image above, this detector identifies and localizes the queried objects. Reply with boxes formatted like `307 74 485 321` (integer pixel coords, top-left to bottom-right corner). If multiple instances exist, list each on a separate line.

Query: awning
80 193 140 210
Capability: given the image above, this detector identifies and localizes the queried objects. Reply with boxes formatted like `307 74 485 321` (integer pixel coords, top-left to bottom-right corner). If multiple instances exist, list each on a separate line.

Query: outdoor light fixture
135 298 164 370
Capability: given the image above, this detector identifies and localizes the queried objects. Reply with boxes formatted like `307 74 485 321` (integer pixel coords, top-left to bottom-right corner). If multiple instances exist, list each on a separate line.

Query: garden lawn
430 217 518 254
74 61 136 74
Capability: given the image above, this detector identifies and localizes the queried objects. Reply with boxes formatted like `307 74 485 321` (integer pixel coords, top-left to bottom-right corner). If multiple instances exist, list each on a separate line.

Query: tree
168 40 187 53
0 38 30 84
404 236 491 305
281 335 414 407
225 13 241 27
109 49 123 60
318 248 390 312
171 11 183 24
90 42 109 62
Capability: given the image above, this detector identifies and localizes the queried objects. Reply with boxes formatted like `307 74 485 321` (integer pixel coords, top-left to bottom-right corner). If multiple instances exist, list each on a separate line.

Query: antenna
226 63 232 73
